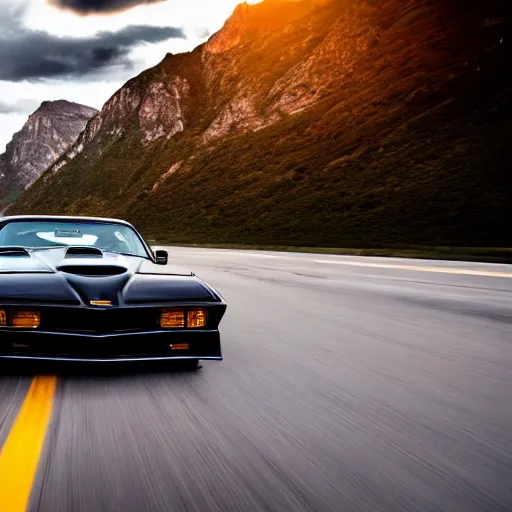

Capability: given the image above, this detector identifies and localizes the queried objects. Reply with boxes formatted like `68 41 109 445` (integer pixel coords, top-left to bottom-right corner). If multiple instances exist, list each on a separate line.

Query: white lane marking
242 254 282 259
168 248 512 278
169 250 287 259
314 260 512 279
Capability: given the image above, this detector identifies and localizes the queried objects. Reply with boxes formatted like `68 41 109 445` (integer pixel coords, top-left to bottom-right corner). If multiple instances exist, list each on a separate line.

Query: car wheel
182 359 201 371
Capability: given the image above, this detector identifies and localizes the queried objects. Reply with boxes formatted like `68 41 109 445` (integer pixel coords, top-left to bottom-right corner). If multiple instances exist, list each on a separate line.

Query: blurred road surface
1 248 511 512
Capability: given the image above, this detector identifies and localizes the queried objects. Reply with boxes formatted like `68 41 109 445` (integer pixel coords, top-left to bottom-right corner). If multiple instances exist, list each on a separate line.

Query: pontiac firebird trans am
0 216 226 368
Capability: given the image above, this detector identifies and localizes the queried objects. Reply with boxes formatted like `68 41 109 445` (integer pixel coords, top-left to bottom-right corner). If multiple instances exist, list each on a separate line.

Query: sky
0 0 261 152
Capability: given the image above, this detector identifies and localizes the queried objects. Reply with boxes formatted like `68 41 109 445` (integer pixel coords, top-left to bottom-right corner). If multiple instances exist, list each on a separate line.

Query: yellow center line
314 260 512 279
0 376 57 512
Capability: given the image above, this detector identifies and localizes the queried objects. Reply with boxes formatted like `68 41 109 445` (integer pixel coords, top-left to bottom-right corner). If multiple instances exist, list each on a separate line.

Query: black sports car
0 216 226 368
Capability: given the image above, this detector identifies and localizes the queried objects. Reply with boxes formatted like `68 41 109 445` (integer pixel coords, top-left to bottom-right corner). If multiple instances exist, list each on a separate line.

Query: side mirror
155 250 168 265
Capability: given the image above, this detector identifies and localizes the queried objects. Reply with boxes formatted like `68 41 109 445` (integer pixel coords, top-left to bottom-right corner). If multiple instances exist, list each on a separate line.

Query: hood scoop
0 246 30 257
65 246 103 258
58 248 128 276
57 262 128 276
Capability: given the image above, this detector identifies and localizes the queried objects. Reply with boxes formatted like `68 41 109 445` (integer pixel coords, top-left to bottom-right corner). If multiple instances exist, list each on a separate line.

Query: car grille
40 307 160 334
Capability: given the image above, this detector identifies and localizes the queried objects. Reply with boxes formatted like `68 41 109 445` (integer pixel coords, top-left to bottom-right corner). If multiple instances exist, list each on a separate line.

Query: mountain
9 0 512 247
0 100 98 206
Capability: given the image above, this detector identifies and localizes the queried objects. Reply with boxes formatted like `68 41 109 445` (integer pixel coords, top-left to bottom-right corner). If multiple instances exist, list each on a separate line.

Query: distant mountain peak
35 100 98 116
0 100 98 204
39 99 70 108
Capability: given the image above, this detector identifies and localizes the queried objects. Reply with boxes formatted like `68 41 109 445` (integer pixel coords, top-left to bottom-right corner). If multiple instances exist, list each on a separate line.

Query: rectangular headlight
160 308 185 328
187 309 208 328
0 309 6 327
11 310 41 329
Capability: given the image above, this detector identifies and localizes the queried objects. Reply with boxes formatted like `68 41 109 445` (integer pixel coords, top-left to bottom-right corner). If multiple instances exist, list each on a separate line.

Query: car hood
0 248 219 306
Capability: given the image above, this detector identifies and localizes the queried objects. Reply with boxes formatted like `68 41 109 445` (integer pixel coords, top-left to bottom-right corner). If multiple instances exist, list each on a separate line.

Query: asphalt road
1 248 511 512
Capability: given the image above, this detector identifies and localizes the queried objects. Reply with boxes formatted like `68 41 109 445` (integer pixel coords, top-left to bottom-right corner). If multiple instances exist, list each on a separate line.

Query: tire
182 359 201 371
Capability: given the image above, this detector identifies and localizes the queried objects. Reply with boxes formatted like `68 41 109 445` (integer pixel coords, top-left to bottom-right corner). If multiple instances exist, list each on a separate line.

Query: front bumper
0 330 222 362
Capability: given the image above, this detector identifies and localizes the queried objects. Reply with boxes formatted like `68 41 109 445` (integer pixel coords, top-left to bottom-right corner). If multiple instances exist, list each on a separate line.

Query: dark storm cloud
0 4 184 81
49 0 165 15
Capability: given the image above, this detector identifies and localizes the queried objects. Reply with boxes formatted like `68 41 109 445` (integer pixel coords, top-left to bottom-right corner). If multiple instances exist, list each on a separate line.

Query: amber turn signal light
187 309 208 328
0 309 6 327
11 310 41 329
160 308 185 328
171 343 190 351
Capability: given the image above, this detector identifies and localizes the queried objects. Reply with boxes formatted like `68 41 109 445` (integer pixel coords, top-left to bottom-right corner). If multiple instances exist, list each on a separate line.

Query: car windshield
0 220 149 258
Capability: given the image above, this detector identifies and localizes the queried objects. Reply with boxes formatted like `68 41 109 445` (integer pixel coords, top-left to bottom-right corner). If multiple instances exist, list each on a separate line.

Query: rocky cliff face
0 100 98 204
10 0 512 247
